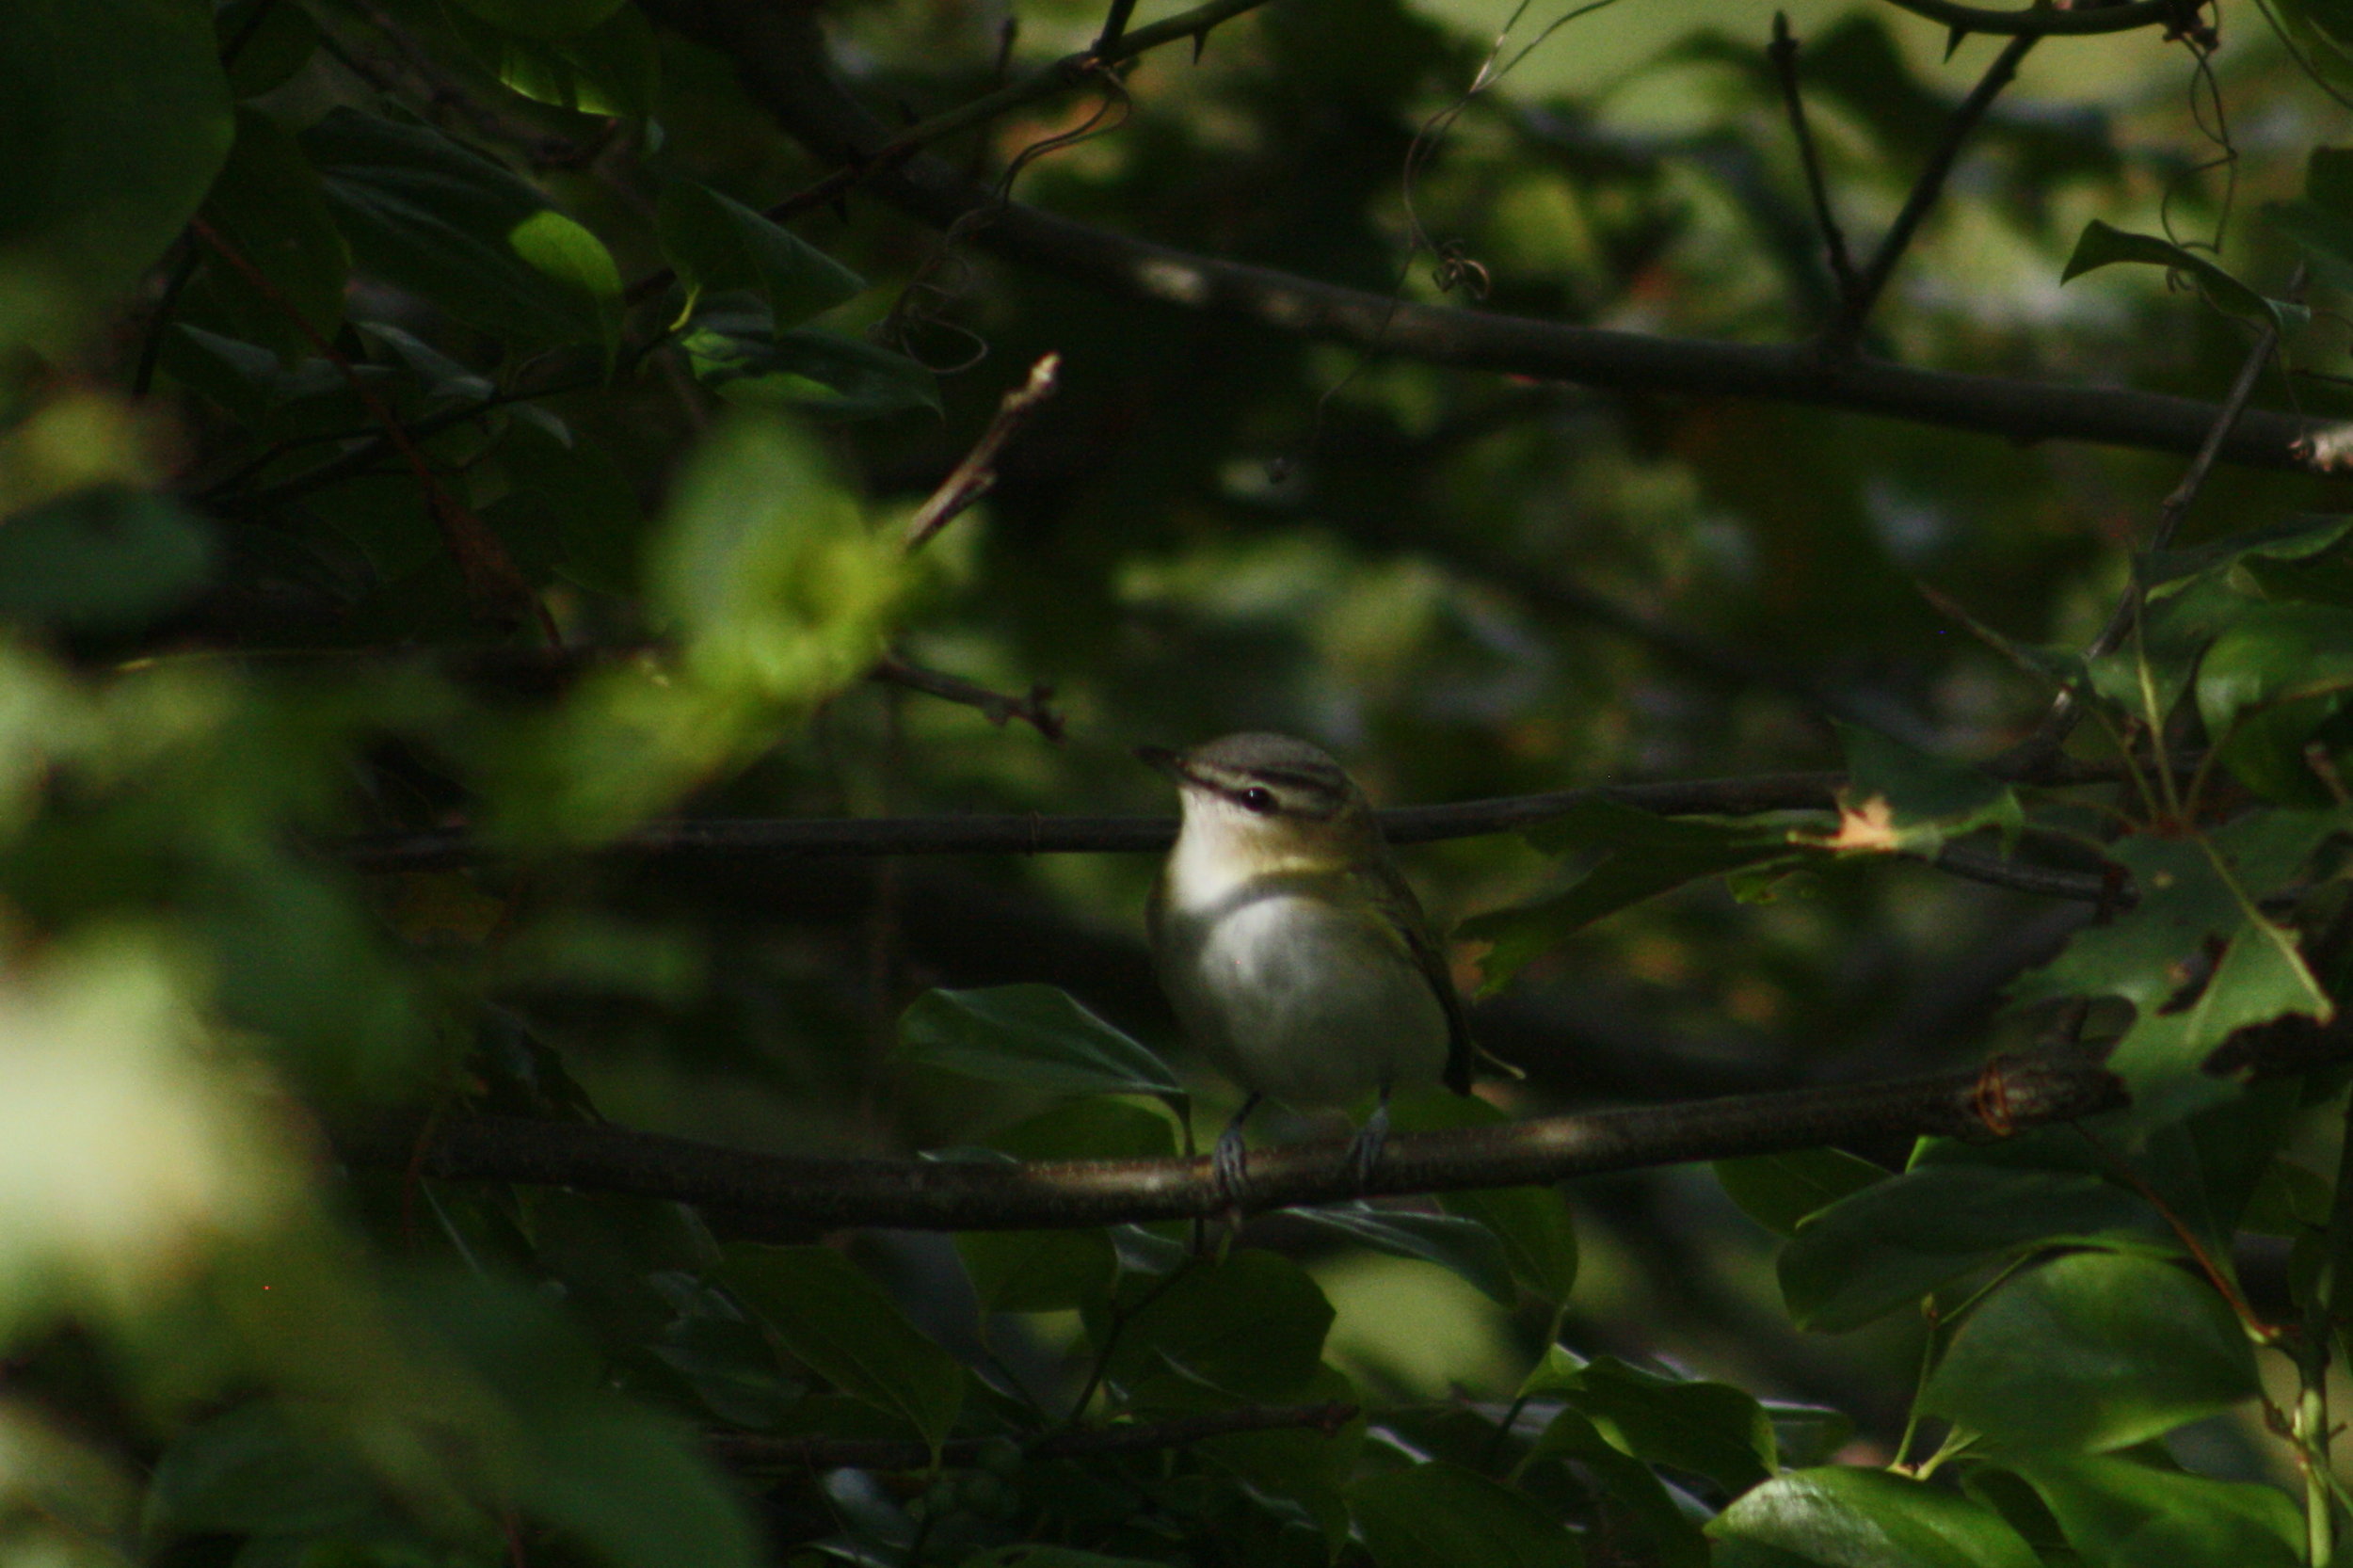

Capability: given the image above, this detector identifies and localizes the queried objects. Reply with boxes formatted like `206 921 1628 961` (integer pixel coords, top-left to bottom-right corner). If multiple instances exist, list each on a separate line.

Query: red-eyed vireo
1138 732 1476 1196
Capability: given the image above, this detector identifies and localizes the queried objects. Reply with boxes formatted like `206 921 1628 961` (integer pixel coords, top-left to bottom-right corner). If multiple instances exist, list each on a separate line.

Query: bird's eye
1238 787 1276 814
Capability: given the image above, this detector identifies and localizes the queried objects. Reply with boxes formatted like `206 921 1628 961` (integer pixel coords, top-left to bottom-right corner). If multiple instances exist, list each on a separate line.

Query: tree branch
336 1054 2123 1231
1829 32 2037 347
1871 0 2208 38
869 655 1065 741
706 1401 1356 1472
1768 13 1858 314
632 0 2353 475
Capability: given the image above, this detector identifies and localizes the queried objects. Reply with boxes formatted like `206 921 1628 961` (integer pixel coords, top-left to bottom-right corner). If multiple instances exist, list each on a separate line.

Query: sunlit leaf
1710 1467 2040 1568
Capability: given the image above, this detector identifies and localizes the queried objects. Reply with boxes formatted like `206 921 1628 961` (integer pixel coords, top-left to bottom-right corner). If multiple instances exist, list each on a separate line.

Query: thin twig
870 656 1065 742
1768 13 1857 312
1828 33 2037 348
1094 0 1142 55
618 0 1274 310
904 353 1061 552
705 1400 1355 1472
2002 276 2299 773
186 220 554 640
336 1054 2125 1232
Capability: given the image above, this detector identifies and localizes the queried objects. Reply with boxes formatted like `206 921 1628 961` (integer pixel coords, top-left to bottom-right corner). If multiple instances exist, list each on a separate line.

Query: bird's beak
1134 744 1189 783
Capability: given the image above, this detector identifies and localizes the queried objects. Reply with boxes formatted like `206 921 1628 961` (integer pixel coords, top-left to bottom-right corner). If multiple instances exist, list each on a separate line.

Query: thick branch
707 1401 1356 1472
337 1054 2124 1231
635 0 2353 475
1872 0 2205 37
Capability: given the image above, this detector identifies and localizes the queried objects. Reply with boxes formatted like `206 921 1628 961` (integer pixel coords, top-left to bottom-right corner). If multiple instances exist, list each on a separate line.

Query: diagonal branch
336 1054 2124 1232
1828 32 2037 348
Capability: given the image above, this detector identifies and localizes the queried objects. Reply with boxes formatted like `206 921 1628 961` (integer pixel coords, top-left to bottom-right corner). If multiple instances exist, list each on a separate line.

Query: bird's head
1136 731 1380 876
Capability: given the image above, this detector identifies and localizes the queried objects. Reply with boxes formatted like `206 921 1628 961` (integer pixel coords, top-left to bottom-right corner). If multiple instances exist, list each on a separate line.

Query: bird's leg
1345 1083 1395 1192
1210 1092 1263 1208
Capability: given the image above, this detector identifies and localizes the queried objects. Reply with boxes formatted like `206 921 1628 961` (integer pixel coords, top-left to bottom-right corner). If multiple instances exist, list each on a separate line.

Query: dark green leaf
0 487 214 632
1828 723 2020 854
1520 1348 1774 1493
0 0 232 353
657 181 865 328
1461 803 1800 990
1291 1201 1516 1304
1716 1148 1889 1239
2062 220 2307 334
1348 1461 1582 1568
1709 1467 2040 1568
1920 1252 2256 1452
144 1401 381 1538
303 107 620 351
959 1227 1119 1315
445 1 660 119
185 107 347 360
1996 1454 2300 1566
987 1097 1180 1161
900 985 1184 1103
2198 600 2353 735
1521 1407 1707 1568
1091 1249 1332 1405
680 304 939 418
216 0 323 98
725 1244 966 1450
446 0 628 42
1779 1166 2173 1332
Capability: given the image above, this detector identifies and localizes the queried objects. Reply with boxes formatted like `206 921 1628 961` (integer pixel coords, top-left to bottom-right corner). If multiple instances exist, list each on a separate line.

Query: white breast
1156 850 1449 1109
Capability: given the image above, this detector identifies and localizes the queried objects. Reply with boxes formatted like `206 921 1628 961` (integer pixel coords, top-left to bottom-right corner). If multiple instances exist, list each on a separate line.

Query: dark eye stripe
1245 766 1346 799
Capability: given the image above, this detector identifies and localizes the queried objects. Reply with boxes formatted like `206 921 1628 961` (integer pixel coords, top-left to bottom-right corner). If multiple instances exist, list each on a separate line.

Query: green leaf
1348 1462 1582 1568
0 0 232 354
647 410 908 699
216 0 323 99
900 985 1185 1103
988 1097 1181 1162
657 181 865 328
2198 600 2353 734
1089 1249 1333 1405
1919 1251 2256 1453
680 303 939 418
1823 723 2021 856
2061 220 2307 335
1291 1201 1516 1304
1520 1348 1775 1493
1441 1184 1578 1306
144 1401 382 1539
1460 803 1801 990
446 0 628 42
444 1 660 119
1995 1453 2301 1566
0 487 215 632
1716 1148 1890 1240
1709 1467 2041 1568
959 1227 1119 1315
2106 915 2335 1101
409 1272 761 1568
303 107 620 351
1520 1407 1707 1568
184 107 348 361
1778 1166 2174 1332
725 1244 966 1451
487 414 646 597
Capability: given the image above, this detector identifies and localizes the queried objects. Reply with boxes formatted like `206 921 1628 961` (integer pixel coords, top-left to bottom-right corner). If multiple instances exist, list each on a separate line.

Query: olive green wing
1355 856 1479 1096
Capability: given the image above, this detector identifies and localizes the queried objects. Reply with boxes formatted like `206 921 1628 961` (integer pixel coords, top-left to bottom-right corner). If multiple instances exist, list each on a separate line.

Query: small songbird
1138 732 1475 1197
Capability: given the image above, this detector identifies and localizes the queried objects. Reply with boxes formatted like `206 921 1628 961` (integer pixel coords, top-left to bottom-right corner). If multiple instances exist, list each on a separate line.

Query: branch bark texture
338 1054 2124 1232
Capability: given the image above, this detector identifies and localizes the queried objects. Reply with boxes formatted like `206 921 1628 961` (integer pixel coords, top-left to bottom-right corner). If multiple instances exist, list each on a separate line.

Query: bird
1137 731 1476 1200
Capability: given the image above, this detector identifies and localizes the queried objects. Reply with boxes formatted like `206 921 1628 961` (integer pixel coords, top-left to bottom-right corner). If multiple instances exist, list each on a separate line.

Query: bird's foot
1211 1121 1252 1208
1344 1102 1392 1192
